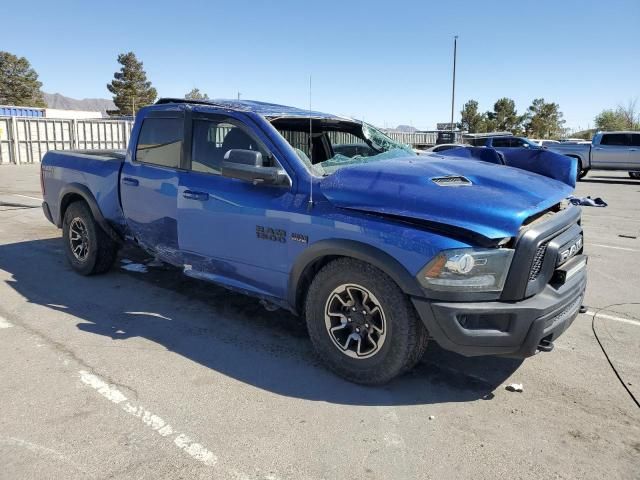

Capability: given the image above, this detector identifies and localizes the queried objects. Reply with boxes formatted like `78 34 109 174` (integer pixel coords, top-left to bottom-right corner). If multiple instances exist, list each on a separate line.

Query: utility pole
450 35 458 133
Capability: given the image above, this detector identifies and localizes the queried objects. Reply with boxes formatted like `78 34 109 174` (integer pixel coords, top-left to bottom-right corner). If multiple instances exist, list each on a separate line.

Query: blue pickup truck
463 134 578 184
41 98 587 384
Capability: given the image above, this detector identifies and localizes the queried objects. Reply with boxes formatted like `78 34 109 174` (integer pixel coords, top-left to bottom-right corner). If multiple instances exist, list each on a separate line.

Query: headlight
418 248 514 292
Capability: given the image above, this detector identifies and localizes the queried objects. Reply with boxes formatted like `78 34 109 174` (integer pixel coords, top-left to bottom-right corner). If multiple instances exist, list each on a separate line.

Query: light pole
450 35 458 133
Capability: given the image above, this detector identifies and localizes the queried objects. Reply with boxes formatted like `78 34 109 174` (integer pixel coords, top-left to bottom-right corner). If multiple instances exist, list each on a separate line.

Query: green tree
185 88 209 100
524 98 566 138
458 100 487 133
0 51 46 107
569 129 596 140
487 97 524 133
482 116 497 133
594 110 627 131
107 52 157 116
595 101 640 131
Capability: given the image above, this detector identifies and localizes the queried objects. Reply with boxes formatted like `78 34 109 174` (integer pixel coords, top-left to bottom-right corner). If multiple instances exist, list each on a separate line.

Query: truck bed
41 150 127 232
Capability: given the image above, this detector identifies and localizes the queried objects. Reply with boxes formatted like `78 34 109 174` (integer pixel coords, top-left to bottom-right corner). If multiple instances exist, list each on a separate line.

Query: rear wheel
629 171 640 179
62 201 118 275
305 258 428 385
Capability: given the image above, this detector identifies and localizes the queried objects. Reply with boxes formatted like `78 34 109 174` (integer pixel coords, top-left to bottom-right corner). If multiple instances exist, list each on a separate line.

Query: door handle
122 177 139 186
630 149 638 152
183 190 209 201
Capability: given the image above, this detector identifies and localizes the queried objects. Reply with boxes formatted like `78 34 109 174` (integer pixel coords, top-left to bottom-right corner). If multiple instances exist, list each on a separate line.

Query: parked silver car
546 131 640 179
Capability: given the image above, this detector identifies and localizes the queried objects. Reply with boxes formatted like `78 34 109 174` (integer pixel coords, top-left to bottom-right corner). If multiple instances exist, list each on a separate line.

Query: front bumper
412 255 587 358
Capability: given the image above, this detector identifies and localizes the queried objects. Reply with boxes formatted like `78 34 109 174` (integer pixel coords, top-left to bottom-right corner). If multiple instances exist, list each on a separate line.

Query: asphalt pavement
0 164 638 479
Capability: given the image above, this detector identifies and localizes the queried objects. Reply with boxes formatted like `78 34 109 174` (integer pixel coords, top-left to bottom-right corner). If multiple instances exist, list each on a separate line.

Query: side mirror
221 149 288 186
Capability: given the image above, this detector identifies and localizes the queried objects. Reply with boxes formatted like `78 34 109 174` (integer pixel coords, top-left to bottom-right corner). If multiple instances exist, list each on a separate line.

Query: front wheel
629 171 640 179
577 160 589 180
305 258 428 385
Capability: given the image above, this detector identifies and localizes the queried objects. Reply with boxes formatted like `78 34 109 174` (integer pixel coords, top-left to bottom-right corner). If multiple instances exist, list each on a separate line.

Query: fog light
457 313 512 332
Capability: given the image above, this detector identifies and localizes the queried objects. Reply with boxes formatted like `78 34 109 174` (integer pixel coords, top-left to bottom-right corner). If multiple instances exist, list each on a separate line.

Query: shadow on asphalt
0 238 522 406
581 176 640 186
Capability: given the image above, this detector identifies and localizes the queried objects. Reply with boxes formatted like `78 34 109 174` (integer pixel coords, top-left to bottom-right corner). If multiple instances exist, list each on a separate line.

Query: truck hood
320 157 574 240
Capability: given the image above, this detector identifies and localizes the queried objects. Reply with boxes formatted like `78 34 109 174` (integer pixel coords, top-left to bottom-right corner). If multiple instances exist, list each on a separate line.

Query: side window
629 134 640 147
191 118 271 174
600 133 630 146
278 130 311 157
435 145 458 152
327 131 374 158
491 138 512 148
136 118 183 168
511 138 528 148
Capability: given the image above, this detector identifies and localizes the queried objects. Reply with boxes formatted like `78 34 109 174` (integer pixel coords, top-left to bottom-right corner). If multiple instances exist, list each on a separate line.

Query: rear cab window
135 118 184 168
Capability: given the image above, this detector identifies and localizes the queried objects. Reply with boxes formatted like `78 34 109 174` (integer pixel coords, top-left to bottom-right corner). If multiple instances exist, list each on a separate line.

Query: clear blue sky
4 0 639 131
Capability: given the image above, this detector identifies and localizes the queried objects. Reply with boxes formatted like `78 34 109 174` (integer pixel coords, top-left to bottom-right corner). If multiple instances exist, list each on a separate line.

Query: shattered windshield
317 147 413 174
275 119 415 176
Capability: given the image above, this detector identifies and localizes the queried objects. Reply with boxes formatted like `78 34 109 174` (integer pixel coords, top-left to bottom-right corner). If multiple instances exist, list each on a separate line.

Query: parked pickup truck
41 98 587 384
545 131 640 179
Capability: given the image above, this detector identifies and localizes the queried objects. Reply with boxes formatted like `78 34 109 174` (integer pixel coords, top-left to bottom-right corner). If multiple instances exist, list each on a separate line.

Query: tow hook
538 336 554 352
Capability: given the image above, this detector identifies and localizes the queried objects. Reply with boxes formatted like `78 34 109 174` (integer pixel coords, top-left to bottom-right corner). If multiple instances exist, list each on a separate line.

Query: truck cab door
176 113 293 299
120 111 185 263
592 133 631 168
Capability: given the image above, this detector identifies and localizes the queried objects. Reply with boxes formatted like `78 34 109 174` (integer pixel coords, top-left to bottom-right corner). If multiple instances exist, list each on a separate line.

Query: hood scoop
431 175 472 186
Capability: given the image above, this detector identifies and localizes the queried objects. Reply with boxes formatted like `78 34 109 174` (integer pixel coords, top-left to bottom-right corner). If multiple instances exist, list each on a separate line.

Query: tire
305 258 428 385
629 171 640 179
62 201 118 275
577 160 589 180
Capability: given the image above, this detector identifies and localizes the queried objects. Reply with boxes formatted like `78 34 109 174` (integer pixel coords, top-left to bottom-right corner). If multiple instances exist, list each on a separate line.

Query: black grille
529 243 548 281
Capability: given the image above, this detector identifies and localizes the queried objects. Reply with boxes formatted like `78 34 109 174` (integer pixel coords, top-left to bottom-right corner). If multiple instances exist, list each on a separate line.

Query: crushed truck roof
155 97 347 120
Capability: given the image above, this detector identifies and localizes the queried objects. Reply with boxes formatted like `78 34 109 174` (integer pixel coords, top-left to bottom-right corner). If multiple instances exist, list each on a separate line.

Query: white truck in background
546 131 640 179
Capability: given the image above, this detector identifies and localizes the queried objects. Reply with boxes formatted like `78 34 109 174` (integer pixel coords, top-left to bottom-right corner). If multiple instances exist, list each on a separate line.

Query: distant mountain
43 92 115 115
394 125 417 133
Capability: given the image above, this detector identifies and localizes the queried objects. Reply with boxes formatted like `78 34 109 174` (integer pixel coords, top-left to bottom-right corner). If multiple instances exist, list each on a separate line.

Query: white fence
385 131 438 145
0 117 133 165
0 116 461 165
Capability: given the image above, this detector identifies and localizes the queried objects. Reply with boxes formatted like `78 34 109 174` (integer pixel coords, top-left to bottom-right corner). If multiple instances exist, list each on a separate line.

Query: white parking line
12 194 43 201
0 437 88 473
584 310 640 327
0 316 13 328
591 243 640 253
78 370 217 467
